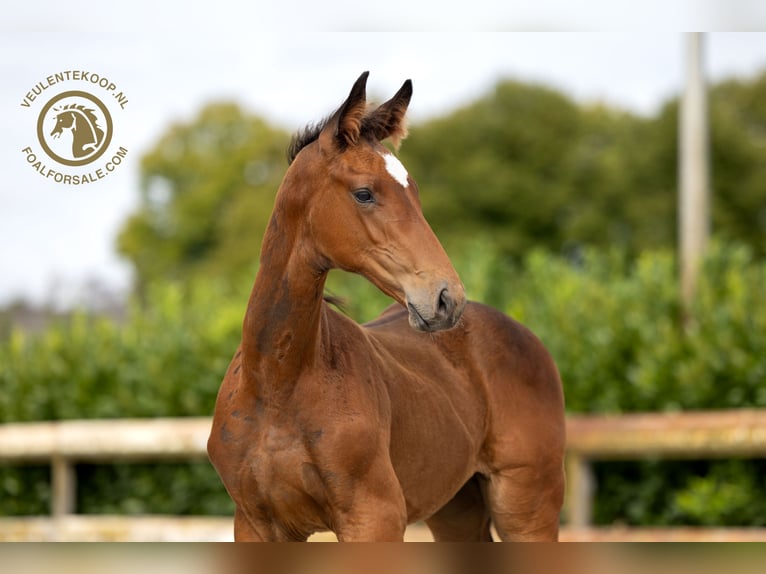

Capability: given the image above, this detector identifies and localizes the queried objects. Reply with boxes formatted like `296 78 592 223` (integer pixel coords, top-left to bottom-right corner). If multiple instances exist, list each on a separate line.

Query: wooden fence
1 410 766 541
564 408 766 541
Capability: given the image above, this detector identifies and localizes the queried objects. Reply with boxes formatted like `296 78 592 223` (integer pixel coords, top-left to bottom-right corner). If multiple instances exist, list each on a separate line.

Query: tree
709 72 766 254
400 79 681 259
117 103 289 290
400 81 581 256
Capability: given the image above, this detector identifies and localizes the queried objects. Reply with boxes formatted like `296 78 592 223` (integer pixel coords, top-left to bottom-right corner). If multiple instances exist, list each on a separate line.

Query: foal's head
284 72 465 332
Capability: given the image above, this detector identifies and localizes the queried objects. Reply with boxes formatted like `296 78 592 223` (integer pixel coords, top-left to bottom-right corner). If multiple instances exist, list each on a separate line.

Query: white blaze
381 152 409 188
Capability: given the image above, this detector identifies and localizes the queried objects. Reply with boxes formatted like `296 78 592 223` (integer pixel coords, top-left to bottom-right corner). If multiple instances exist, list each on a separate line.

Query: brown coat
208 73 565 541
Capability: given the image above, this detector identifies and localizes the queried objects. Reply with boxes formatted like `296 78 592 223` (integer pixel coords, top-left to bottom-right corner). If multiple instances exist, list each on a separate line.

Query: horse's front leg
331 458 408 542
334 497 407 542
234 507 266 541
234 506 311 542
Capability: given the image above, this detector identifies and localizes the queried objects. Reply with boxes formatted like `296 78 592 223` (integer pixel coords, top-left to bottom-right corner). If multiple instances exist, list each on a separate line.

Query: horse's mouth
407 303 430 331
407 301 462 333
50 129 61 139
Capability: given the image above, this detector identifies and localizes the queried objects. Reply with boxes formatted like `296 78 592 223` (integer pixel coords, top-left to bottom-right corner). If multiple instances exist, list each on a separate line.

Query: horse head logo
37 90 113 167
50 104 105 159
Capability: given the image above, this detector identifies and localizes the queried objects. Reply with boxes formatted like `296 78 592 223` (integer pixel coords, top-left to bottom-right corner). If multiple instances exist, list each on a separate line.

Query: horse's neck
73 117 94 142
240 207 328 397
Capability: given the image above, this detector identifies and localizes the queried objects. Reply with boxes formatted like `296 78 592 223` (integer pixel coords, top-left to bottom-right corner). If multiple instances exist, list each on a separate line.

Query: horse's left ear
366 79 412 149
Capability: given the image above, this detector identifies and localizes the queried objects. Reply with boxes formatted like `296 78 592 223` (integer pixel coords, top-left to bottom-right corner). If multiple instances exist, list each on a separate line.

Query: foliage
0 278 247 517
593 459 766 527
2 241 766 526
0 279 247 422
401 81 677 258
709 74 766 251
405 73 766 260
401 82 582 255
116 103 289 290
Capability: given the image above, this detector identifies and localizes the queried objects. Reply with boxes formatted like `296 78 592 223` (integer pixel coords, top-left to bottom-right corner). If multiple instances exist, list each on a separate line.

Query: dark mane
287 115 333 165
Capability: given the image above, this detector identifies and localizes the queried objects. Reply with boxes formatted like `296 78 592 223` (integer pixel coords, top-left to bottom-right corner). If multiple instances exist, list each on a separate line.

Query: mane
286 115 332 165
64 104 101 127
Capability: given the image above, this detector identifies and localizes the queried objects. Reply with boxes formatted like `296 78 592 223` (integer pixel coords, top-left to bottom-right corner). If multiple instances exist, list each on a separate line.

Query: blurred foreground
2 543 766 574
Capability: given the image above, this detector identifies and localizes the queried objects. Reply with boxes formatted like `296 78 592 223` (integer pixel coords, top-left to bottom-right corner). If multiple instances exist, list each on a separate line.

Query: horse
207 72 565 542
50 104 104 159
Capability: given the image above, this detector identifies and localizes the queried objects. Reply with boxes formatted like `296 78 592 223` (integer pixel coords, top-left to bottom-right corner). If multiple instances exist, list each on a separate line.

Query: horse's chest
244 423 308 493
239 423 330 536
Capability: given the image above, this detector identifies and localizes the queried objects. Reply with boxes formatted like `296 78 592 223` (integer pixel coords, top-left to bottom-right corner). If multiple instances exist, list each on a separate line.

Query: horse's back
365 301 560 393
365 300 565 466
366 301 560 392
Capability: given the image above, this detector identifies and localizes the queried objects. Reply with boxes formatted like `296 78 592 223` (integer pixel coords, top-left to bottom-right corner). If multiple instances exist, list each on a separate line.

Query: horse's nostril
437 288 451 316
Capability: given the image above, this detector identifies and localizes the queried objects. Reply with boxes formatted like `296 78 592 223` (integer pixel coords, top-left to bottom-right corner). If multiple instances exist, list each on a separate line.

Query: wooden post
565 453 594 528
679 32 710 310
51 455 76 517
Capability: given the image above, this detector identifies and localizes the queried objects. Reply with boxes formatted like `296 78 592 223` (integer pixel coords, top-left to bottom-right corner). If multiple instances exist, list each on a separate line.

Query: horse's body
208 73 565 541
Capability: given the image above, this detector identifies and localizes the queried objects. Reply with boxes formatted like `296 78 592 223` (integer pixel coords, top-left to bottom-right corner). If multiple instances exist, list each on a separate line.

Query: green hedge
497 240 766 414
1 241 765 525
0 279 246 516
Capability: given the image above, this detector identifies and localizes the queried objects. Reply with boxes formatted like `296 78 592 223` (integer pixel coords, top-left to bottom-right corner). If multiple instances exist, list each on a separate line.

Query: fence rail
0 417 211 518
564 408 766 529
1 410 766 541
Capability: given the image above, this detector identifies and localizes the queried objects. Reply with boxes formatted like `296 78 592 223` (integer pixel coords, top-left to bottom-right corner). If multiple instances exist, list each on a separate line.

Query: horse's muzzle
406 283 466 332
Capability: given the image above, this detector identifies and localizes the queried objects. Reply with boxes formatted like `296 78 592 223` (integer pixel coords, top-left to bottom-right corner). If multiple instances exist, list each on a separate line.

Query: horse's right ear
321 71 369 151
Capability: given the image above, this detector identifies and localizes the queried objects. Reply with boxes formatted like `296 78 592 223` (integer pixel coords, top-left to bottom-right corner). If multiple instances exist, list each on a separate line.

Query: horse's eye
353 189 375 204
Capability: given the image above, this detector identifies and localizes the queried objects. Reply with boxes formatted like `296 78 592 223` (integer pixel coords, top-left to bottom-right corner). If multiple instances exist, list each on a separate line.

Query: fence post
566 453 594 528
51 455 76 517
679 32 710 310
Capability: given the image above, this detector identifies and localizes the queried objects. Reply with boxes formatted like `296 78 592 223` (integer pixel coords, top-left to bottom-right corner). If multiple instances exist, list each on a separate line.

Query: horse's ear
321 71 369 150
366 79 412 149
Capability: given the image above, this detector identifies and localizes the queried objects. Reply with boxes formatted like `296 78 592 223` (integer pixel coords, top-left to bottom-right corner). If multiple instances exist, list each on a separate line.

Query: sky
2 1 766 307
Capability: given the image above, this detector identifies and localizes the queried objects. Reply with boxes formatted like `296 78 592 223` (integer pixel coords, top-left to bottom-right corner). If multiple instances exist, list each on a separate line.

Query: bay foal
208 72 565 541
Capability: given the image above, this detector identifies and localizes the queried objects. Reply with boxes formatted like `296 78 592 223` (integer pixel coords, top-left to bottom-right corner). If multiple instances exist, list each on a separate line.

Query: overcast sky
2 1 766 307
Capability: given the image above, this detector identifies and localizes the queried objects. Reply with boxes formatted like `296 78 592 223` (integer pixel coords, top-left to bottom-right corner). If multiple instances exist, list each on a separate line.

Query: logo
38 91 112 166
20 70 128 185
